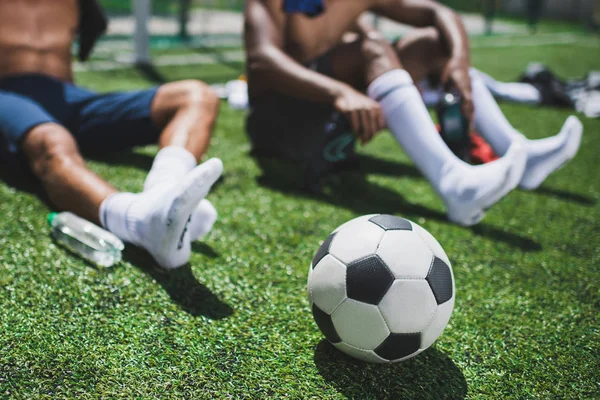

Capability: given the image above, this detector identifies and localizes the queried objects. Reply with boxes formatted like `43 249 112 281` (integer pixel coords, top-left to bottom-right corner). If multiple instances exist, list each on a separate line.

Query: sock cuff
155 146 197 169
367 69 414 101
99 192 138 243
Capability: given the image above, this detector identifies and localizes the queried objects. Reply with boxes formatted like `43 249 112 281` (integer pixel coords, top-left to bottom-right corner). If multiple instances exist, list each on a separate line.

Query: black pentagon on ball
374 333 421 361
312 232 337 269
346 255 395 305
312 303 341 344
426 257 453 305
369 214 412 231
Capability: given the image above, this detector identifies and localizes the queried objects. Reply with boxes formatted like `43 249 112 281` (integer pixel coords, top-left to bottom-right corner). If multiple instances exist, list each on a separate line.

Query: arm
373 0 474 122
244 0 348 103
244 0 384 142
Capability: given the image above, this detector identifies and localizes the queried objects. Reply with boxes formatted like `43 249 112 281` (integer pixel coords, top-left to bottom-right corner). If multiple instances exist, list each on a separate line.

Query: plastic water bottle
226 79 249 110
47 212 124 267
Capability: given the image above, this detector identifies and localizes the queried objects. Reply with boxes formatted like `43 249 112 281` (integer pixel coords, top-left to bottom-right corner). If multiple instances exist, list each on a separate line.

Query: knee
360 32 397 63
22 124 81 178
414 27 449 59
178 80 220 116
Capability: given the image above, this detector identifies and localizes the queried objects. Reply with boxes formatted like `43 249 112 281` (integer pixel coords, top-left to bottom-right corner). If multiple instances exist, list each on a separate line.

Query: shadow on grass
87 150 228 190
135 62 167 84
0 160 50 204
314 340 467 399
86 150 155 171
534 186 596 206
123 246 233 319
255 154 542 252
0 159 232 319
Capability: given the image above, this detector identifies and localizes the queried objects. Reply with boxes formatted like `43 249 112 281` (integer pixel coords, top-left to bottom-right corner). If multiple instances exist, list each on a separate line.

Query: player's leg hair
150 80 220 161
21 123 117 224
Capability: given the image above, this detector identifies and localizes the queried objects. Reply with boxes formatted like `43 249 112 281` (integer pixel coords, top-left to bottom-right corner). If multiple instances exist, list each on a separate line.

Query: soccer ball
307 214 455 363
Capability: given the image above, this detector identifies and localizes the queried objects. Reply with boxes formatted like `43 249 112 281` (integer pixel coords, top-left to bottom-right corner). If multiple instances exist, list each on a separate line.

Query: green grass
1 39 599 399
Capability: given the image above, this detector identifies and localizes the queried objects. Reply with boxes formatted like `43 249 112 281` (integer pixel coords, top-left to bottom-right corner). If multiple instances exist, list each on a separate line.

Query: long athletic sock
144 146 219 240
367 69 526 226
143 146 198 191
470 69 582 190
473 68 541 105
100 158 223 269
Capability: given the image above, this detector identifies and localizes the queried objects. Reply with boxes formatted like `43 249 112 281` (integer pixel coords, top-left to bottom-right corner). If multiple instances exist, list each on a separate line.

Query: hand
441 58 475 128
334 86 385 144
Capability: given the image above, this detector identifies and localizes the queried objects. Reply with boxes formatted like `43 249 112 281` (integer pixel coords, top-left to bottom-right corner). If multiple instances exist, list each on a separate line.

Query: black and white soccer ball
308 214 455 363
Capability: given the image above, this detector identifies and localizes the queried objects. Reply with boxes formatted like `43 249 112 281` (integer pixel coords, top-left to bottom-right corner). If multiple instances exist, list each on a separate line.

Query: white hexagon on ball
421 296 455 349
411 221 451 266
376 230 434 279
378 279 438 333
329 220 384 264
309 254 348 314
331 299 390 350
333 214 378 234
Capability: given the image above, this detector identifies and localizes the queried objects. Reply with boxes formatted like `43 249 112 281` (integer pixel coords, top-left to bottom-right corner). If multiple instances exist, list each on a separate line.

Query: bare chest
283 1 368 61
0 0 79 49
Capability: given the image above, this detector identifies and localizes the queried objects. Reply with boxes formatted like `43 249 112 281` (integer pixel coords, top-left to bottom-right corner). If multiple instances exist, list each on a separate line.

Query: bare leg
393 29 582 191
323 30 526 226
21 80 220 225
325 28 447 90
393 27 450 83
146 80 221 240
21 123 117 224
151 80 220 160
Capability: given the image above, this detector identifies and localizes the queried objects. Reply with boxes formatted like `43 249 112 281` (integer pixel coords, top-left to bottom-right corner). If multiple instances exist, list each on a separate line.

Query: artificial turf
1 35 599 399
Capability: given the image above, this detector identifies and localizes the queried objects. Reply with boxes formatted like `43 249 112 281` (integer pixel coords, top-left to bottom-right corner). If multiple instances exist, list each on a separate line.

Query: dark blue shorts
0 74 160 159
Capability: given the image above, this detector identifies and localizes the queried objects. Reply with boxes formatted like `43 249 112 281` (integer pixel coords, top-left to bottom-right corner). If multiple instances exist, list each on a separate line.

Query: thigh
72 87 161 155
326 34 403 89
0 90 59 157
394 28 449 83
323 40 368 89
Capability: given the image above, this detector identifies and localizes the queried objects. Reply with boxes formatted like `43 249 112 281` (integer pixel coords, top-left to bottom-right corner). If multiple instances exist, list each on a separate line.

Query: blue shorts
0 74 160 160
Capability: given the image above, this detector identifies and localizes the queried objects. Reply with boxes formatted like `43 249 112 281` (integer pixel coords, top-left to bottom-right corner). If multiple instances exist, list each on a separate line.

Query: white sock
144 146 219 241
474 68 541 105
368 69 526 226
100 158 223 269
143 146 197 191
471 70 582 190
471 68 527 156
189 199 218 240
518 116 583 190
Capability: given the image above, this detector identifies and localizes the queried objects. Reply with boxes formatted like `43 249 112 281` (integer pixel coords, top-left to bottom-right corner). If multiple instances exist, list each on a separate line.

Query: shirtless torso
263 0 370 63
0 0 78 82
245 0 473 138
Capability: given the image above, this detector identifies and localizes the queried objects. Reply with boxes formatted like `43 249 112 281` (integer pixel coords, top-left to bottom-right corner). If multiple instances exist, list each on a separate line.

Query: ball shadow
122 246 233 320
254 155 542 252
314 340 467 400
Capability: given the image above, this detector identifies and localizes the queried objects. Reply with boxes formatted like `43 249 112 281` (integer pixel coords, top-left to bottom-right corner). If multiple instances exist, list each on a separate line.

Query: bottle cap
47 212 58 226
444 93 456 103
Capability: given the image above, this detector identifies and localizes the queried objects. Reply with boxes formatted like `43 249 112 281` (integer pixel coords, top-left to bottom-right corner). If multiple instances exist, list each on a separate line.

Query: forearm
374 0 471 62
432 6 470 63
247 46 348 103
